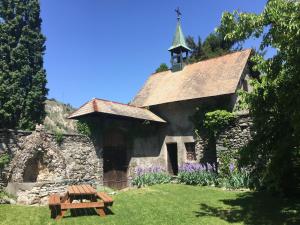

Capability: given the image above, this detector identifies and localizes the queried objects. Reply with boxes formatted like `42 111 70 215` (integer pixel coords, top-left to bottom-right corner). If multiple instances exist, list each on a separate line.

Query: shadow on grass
62 208 114 219
195 191 300 225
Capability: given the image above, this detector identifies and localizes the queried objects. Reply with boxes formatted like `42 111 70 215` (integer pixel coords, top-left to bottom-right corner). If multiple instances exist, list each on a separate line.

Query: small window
185 142 196 161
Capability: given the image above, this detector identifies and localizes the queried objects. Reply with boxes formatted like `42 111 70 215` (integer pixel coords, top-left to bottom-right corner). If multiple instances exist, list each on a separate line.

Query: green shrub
218 150 238 178
218 168 251 189
204 110 236 134
77 120 92 136
0 154 10 169
54 130 63 145
0 191 16 200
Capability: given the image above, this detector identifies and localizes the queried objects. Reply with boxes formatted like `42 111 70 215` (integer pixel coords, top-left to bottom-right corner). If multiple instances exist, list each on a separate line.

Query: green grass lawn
0 184 299 225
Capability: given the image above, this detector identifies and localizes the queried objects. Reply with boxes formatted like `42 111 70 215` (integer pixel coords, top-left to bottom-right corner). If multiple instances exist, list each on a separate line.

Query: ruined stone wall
0 128 102 205
215 112 252 156
195 112 252 164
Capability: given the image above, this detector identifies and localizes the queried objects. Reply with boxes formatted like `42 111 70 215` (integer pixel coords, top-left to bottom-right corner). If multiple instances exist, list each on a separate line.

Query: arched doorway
103 129 129 189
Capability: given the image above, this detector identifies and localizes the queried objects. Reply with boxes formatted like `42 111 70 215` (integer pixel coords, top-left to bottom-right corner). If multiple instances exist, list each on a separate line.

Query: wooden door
103 147 128 189
103 130 128 189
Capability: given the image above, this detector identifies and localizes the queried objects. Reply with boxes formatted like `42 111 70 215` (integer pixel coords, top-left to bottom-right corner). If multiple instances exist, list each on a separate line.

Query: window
185 142 196 161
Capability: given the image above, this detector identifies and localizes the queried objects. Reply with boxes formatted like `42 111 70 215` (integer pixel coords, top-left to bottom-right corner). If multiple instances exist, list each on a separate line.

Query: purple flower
229 163 235 173
136 167 144 176
135 166 165 176
179 163 213 173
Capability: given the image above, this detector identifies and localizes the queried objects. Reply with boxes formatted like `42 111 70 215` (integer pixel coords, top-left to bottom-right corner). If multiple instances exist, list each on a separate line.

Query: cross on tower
175 7 181 20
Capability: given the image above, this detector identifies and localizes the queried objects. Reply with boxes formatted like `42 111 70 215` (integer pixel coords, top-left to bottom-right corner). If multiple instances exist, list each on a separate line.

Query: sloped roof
68 98 166 123
131 49 252 107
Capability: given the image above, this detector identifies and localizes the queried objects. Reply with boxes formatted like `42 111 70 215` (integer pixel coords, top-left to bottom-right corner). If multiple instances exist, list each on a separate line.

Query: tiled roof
68 98 166 123
131 49 252 107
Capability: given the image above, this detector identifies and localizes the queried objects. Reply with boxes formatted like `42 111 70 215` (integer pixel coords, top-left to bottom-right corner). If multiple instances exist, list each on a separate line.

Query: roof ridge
191 48 252 65
94 98 146 110
150 48 252 77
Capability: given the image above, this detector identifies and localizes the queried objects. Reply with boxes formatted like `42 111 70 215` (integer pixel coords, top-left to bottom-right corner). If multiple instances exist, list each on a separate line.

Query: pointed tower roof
168 10 191 53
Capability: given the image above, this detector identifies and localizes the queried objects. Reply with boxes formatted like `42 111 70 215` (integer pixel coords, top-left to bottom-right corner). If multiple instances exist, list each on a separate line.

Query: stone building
0 15 254 203
67 15 254 189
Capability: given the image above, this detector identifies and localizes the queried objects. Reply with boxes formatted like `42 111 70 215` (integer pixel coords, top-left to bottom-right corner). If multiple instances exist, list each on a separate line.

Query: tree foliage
0 0 48 130
218 0 300 195
155 63 169 73
185 32 240 63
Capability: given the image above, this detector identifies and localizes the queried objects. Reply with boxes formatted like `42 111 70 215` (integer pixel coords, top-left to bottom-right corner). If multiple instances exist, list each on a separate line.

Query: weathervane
175 7 181 21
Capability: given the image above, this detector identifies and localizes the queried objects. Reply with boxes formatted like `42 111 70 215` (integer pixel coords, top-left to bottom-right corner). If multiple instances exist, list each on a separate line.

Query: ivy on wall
204 110 236 135
191 106 236 163
191 103 236 137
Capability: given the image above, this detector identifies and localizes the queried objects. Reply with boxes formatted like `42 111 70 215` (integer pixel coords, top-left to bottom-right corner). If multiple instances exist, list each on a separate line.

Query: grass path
0 184 299 225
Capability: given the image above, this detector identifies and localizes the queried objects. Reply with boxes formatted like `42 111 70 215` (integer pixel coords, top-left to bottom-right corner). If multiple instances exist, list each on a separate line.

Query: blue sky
40 0 267 108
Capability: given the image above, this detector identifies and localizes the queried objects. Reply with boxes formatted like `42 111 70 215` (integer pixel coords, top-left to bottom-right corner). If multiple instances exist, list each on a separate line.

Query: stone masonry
0 126 102 205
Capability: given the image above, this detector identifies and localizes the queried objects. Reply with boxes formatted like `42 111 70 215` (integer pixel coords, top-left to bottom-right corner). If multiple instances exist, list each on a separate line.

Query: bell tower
168 8 191 72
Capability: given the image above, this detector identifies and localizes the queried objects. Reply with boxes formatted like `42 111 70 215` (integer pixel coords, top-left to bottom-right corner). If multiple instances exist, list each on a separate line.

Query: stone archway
8 128 66 183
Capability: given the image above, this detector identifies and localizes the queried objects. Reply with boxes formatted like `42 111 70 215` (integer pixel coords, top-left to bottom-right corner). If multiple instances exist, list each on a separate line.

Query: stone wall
195 112 252 164
215 112 252 159
0 127 102 205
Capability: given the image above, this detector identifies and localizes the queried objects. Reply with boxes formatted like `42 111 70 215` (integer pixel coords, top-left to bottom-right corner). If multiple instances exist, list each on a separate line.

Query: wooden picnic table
48 184 113 220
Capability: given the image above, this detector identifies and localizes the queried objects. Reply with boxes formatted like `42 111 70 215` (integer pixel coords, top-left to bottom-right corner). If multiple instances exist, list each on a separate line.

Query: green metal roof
168 20 191 52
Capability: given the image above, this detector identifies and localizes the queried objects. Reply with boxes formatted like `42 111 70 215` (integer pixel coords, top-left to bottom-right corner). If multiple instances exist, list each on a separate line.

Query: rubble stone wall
216 112 252 154
0 128 102 205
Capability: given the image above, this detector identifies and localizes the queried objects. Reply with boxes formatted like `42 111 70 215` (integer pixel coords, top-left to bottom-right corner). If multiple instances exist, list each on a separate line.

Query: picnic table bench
48 184 114 220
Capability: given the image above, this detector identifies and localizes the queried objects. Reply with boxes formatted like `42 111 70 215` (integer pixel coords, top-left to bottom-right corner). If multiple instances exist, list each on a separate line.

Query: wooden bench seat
49 194 61 206
61 201 104 210
97 192 114 207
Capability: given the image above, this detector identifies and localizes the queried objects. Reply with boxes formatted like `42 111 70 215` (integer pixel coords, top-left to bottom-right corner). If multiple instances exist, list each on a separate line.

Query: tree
218 0 300 195
185 36 205 63
155 63 169 73
186 32 240 63
0 0 48 130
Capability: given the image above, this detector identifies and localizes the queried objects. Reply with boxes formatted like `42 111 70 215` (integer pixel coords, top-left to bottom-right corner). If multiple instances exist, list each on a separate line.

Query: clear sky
40 0 268 108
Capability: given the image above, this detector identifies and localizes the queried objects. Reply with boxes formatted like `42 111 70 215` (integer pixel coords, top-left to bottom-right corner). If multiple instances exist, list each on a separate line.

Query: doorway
167 143 178 175
103 130 129 190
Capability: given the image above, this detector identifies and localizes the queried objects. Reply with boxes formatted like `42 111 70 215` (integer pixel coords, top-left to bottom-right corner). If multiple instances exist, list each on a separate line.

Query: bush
177 163 218 186
54 130 63 145
218 150 237 178
204 110 236 134
218 168 251 189
0 154 10 169
132 167 172 188
77 120 92 136
218 148 252 189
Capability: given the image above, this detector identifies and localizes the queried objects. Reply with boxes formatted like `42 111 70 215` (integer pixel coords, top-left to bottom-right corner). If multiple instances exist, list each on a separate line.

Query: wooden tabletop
67 185 96 195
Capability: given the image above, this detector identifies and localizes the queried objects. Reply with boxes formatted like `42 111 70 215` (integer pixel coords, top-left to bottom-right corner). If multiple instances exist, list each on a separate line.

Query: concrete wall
147 95 235 166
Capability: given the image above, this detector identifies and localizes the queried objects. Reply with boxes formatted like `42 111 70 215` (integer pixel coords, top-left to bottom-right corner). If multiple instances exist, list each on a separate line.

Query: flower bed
132 166 172 188
177 163 218 186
